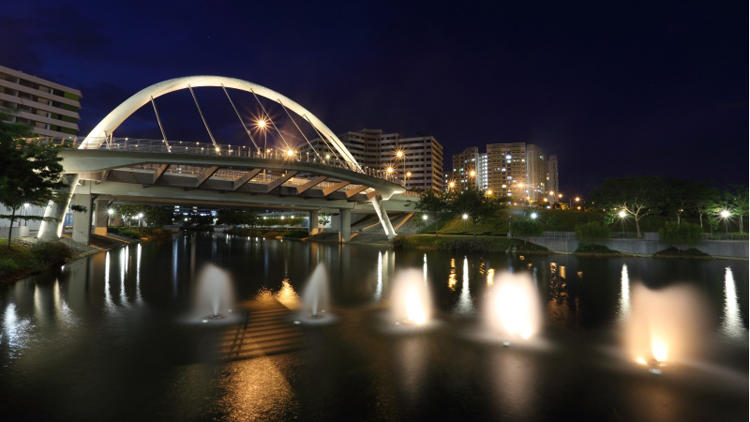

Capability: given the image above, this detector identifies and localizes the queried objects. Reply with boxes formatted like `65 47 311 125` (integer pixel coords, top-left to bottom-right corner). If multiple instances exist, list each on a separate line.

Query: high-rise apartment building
451 146 479 190
0 64 82 138
306 129 444 192
452 141 559 203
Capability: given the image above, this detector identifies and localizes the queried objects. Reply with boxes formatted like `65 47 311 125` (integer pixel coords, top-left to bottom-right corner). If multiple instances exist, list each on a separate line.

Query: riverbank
0 238 76 283
394 234 549 254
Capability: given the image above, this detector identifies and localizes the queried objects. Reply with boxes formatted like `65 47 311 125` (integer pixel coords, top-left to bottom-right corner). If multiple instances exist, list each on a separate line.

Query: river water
1 234 747 421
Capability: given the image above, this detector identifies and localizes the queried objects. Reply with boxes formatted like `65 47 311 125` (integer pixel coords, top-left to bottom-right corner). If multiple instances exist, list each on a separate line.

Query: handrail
40 136 404 185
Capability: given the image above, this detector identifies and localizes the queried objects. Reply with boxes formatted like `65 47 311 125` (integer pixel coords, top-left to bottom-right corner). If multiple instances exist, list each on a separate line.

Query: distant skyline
2 1 747 194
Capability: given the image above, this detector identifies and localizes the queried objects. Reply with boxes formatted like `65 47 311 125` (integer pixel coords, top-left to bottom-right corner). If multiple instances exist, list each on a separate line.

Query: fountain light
391 269 433 327
483 271 541 344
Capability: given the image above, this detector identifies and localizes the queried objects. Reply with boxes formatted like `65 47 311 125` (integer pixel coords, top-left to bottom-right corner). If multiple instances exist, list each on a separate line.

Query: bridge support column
93 199 108 236
71 193 93 245
339 208 351 243
309 210 319 235
370 196 396 240
38 175 79 242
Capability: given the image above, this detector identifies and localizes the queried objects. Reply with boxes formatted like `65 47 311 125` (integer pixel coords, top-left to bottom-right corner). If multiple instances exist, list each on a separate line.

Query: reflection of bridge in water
37 76 419 244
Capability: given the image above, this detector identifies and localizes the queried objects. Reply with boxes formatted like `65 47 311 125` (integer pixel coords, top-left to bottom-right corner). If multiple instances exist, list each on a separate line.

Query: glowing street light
618 210 627 234
558 193 563 199
386 166 394 175
256 119 267 129
448 181 456 190
395 150 404 158
574 196 581 202
469 169 476 177
720 209 731 233
486 189 493 197
286 149 295 158
530 212 538 220
406 171 412 178
422 214 428 221
462 213 469 232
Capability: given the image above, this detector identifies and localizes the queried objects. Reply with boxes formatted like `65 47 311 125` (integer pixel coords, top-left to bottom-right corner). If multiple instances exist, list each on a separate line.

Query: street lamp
448 181 456 191
530 212 538 220
462 213 469 232
422 214 428 221
618 210 627 235
107 208 114 227
720 209 731 233
395 150 405 185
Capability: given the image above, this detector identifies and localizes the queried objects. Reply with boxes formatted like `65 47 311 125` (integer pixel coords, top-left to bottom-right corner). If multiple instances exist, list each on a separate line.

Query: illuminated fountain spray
482 271 542 346
625 284 708 374
194 264 235 322
391 268 433 326
300 263 331 320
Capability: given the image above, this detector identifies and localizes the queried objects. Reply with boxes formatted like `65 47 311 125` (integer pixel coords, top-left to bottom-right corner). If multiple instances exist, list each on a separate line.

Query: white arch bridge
36 76 417 244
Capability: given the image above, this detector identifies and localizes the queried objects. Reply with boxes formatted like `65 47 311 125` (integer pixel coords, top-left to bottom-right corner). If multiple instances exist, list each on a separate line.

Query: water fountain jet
296 263 333 324
482 271 542 346
193 264 236 322
390 269 433 328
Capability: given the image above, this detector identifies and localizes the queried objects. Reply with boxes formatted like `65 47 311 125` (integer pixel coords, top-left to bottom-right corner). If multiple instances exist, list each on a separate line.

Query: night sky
2 1 747 194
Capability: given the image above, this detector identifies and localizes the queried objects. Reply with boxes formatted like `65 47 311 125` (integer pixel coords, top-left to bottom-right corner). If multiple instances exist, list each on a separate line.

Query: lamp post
720 209 731 233
618 210 627 236
107 208 114 228
395 150 405 186
462 213 469 232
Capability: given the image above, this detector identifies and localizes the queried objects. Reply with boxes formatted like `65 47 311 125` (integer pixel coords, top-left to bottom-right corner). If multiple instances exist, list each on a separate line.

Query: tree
692 184 721 230
144 206 173 227
0 115 63 248
449 188 502 236
589 176 666 238
416 189 449 235
727 185 748 233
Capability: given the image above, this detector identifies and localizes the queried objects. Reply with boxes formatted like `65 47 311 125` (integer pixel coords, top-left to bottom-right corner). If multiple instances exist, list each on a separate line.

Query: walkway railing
43 136 403 185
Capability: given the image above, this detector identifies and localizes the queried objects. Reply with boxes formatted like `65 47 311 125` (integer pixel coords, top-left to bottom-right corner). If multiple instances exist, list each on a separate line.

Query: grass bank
0 239 73 283
395 234 548 254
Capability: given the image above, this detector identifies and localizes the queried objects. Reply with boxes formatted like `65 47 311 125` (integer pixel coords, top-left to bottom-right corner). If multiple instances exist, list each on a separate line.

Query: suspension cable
187 84 218 148
277 98 322 160
248 88 291 150
221 84 260 152
302 113 337 158
149 96 171 152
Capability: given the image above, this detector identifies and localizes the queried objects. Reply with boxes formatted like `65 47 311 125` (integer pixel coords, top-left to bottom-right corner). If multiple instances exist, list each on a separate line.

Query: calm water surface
1 234 747 421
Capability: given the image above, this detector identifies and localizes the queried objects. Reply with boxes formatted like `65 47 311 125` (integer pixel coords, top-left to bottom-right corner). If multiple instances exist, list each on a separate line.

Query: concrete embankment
516 232 748 259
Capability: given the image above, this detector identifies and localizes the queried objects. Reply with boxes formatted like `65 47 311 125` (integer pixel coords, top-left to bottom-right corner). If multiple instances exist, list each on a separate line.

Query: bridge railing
43 136 403 185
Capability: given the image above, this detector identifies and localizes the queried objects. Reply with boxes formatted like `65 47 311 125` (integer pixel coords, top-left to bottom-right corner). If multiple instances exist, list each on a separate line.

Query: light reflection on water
454 256 474 314
619 264 630 322
722 267 743 337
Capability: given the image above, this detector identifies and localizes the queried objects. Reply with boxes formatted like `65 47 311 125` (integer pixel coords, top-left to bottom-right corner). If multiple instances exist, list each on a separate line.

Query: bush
30 241 72 264
575 221 611 243
659 222 703 246
108 227 143 239
0 258 20 276
509 218 542 237
575 243 617 254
